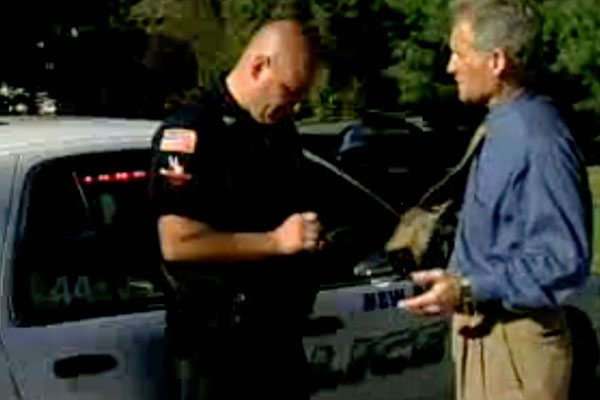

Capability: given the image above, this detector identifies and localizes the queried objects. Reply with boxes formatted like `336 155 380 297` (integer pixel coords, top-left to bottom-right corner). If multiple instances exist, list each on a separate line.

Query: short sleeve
148 104 228 226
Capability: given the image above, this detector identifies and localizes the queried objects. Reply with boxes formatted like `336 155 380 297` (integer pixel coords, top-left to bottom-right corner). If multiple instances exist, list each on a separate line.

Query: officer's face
250 53 311 125
264 73 304 124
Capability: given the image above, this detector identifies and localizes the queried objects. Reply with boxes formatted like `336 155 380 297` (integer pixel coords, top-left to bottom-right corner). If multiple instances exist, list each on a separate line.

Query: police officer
149 21 322 400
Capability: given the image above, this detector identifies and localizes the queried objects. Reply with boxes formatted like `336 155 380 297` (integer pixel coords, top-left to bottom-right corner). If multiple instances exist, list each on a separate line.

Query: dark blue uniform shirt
148 80 316 344
450 91 592 311
148 82 316 399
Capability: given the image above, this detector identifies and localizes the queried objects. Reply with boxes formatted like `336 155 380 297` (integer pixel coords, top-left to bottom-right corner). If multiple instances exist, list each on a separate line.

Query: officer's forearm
165 232 283 263
159 215 283 263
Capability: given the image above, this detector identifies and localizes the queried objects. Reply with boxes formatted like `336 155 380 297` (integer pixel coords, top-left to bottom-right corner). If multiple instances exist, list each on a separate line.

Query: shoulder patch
160 128 198 153
159 155 192 183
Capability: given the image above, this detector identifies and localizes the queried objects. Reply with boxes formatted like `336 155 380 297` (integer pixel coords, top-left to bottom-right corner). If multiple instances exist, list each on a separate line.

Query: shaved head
244 20 314 75
227 20 316 124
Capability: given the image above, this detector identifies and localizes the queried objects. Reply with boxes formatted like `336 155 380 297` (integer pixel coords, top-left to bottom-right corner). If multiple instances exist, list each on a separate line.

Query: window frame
11 149 165 327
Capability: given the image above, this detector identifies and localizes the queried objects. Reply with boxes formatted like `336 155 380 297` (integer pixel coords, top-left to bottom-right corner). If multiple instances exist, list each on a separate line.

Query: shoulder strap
418 124 487 208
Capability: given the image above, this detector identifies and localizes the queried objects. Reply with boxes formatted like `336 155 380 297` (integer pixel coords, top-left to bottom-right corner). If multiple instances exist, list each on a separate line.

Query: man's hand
399 269 461 316
270 211 324 255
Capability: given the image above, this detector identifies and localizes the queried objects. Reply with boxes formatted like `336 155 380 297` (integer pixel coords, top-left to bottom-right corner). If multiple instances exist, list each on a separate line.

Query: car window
12 150 165 326
302 151 400 288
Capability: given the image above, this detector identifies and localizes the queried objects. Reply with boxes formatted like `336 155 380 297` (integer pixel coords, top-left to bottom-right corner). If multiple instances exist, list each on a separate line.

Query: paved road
313 361 452 400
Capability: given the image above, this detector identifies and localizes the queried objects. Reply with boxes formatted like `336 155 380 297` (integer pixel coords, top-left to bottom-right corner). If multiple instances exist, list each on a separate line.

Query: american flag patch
159 129 197 153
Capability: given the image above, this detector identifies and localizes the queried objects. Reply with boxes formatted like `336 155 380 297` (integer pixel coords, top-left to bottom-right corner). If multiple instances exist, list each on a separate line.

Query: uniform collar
213 72 296 133
212 73 253 126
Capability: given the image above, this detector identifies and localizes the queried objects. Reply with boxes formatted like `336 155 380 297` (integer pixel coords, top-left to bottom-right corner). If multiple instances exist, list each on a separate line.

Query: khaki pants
452 310 572 400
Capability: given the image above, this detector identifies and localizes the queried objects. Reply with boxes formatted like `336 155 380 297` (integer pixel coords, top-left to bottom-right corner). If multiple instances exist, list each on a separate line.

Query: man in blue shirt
400 1 591 399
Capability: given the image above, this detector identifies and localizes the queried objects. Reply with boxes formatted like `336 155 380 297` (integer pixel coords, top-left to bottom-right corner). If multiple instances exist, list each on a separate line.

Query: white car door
1 149 167 400
300 151 450 399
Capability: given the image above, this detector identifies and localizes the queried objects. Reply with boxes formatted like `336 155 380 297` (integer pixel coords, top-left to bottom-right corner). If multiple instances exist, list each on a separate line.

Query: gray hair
450 0 541 77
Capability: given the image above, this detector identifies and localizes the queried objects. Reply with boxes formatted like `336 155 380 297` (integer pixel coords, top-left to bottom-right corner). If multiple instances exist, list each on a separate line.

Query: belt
456 300 567 326
455 300 523 321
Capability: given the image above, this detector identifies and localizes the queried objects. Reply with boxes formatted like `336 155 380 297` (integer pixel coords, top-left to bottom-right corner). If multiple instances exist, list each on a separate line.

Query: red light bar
80 171 149 184
115 172 130 181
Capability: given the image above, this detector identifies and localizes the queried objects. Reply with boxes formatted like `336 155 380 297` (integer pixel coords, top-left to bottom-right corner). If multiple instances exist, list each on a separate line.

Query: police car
0 117 447 400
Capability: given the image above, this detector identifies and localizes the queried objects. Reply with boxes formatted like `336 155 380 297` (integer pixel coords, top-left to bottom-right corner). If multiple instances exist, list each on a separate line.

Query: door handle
53 354 118 379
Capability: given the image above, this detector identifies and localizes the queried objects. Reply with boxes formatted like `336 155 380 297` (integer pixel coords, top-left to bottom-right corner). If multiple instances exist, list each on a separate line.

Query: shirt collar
213 72 297 134
486 88 533 121
212 72 253 126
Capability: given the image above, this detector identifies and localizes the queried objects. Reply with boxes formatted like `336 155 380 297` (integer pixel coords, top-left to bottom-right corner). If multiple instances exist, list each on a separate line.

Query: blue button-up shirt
450 91 592 311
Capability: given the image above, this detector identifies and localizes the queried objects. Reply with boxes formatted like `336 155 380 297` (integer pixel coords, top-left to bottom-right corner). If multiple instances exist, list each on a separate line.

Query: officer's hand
271 212 324 255
398 269 461 317
300 211 325 252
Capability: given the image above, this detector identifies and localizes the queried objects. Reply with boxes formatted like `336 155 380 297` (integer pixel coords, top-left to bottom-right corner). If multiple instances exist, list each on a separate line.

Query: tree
383 0 453 105
130 0 235 86
540 0 600 115
123 0 600 123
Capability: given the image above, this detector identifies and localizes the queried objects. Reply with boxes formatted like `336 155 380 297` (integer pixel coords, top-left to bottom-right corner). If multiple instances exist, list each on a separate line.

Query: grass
588 166 600 275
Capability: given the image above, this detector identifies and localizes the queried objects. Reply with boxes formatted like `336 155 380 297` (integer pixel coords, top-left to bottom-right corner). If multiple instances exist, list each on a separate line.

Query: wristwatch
457 276 475 314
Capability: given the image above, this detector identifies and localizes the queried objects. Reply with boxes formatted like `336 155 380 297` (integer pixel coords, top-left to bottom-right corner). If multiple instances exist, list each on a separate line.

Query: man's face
447 19 498 105
249 54 310 125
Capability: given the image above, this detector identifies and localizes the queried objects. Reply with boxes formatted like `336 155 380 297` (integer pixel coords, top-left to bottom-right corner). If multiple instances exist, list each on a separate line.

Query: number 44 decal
50 276 94 306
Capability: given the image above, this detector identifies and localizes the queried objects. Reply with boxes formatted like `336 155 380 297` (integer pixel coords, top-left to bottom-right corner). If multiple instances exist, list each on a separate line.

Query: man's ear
490 48 508 78
250 54 270 81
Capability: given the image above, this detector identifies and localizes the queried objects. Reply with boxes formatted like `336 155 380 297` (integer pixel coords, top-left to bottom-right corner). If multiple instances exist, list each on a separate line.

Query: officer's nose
447 53 457 75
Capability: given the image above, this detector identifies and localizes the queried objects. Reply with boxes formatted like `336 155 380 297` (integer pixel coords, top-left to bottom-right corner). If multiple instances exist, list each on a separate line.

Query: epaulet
163 94 220 128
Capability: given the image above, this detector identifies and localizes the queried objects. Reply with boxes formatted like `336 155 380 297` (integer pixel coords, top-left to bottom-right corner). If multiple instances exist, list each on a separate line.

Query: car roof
0 116 160 157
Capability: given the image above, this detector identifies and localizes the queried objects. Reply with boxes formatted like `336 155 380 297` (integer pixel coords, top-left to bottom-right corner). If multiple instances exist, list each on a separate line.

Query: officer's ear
250 54 271 81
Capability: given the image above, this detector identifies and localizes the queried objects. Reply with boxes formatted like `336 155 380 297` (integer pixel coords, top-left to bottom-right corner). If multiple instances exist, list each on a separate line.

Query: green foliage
541 0 600 114
383 0 453 105
587 166 600 275
129 0 233 86
107 0 143 31
124 0 600 121
224 0 455 115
